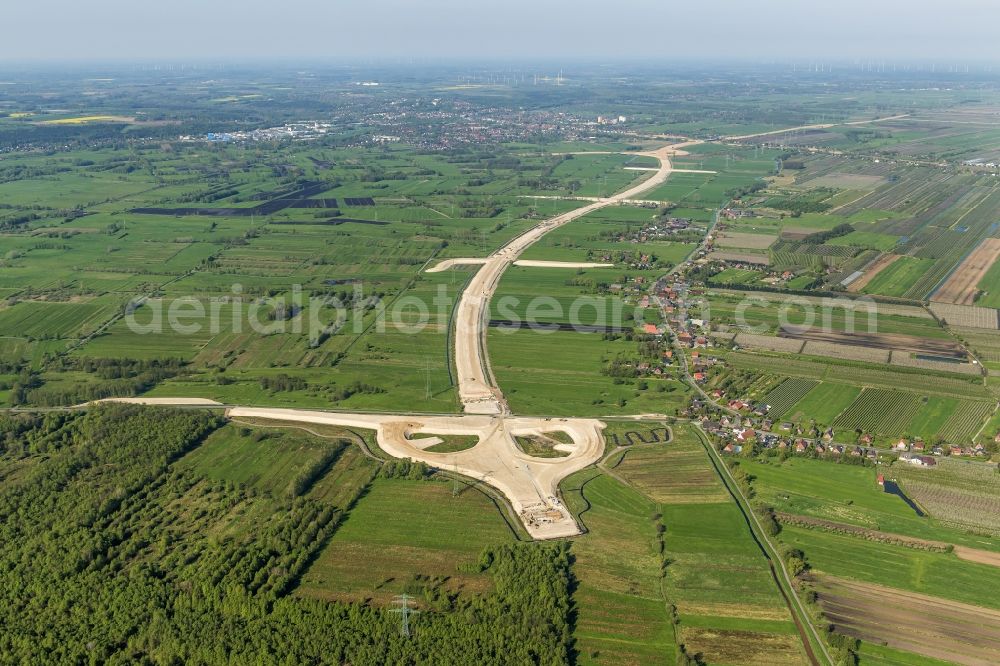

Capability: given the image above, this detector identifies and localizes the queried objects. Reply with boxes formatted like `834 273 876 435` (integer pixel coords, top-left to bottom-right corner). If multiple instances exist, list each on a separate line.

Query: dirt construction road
449 142 697 414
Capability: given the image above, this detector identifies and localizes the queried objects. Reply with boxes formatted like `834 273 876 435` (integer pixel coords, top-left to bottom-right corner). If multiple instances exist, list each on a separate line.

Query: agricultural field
780 382 862 425
975 252 1000 308
612 439 730 504
859 257 935 297
714 230 777 251
708 145 1000 309
724 350 988 399
931 237 1000 305
703 289 946 339
826 230 899 251
893 457 1000 536
179 423 349 496
0 131 662 410
0 297 122 339
781 524 1000 610
831 388 992 443
651 433 805 665
721 350 993 443
761 378 819 418
810 574 1000 666
707 267 764 286
562 470 678 665
297 477 517 605
736 457 999 549
563 424 806 665
490 328 690 416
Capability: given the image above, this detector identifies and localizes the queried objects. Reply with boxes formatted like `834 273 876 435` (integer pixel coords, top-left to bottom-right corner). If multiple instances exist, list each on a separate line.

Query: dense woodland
0 405 572 664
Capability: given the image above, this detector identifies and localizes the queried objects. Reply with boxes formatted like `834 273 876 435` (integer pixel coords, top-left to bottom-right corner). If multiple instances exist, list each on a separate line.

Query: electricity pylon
392 594 419 637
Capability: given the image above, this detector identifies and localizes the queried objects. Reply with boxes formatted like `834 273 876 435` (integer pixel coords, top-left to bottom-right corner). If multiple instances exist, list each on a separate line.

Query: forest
0 405 572 664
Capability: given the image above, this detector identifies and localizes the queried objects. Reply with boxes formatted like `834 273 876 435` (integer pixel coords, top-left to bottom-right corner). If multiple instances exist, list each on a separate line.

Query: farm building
901 454 937 467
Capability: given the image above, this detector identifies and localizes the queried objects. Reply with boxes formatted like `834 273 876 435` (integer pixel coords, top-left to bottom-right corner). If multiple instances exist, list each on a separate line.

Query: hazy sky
4 0 999 63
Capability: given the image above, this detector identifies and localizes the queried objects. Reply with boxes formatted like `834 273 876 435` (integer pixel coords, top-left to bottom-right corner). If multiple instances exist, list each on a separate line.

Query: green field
737 456 999 549
180 424 344 495
861 256 936 297
490 328 689 416
297 477 515 604
564 426 806 665
827 231 900 251
782 382 861 424
563 470 678 665
831 387 991 442
781 524 1000 609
